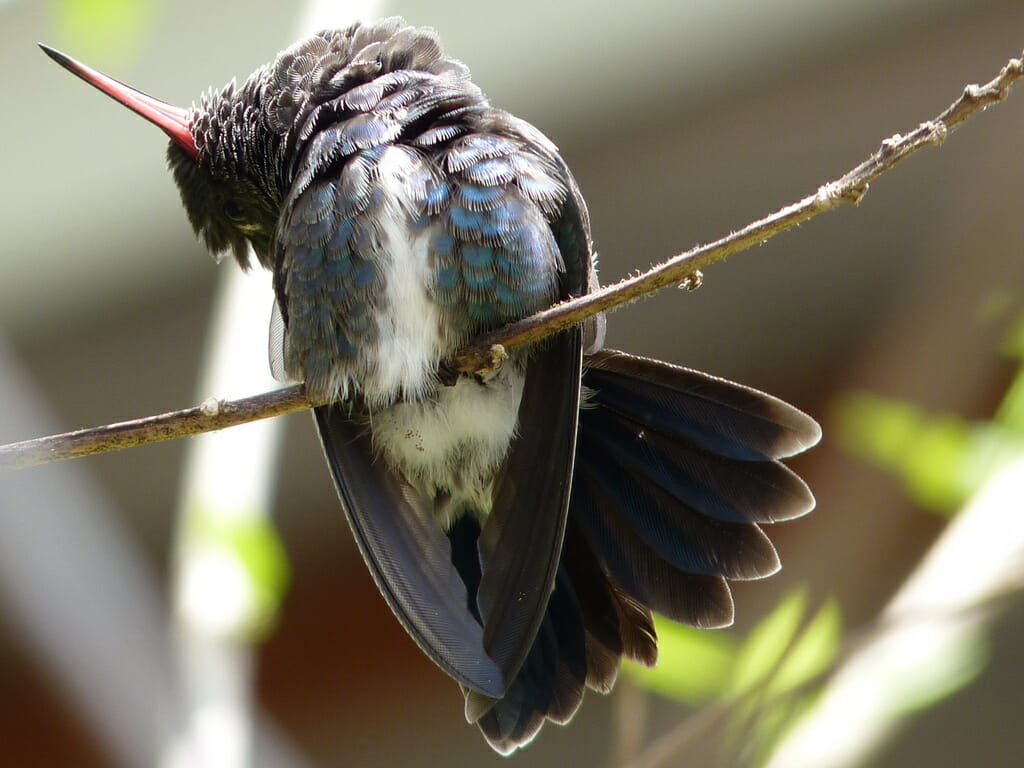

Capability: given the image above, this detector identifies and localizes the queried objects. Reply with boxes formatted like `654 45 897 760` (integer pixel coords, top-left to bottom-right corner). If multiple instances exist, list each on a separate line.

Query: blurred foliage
48 0 159 66
186 508 291 640
624 586 841 764
833 306 1024 515
624 615 738 703
730 593 841 766
621 307 1024 763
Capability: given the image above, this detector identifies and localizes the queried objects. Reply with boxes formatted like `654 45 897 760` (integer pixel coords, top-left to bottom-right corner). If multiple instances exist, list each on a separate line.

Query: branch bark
2 50 1022 471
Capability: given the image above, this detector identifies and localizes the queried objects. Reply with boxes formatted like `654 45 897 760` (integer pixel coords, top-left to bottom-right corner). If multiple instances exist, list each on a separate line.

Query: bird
42 18 821 754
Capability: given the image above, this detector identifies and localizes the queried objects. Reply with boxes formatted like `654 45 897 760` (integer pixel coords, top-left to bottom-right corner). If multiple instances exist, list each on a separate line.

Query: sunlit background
2 0 1024 766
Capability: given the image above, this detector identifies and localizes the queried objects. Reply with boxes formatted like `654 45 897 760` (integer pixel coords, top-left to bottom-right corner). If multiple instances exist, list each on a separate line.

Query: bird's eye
222 199 247 223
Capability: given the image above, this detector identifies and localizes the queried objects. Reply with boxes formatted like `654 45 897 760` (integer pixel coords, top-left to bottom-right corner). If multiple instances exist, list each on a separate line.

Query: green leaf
766 597 841 697
624 615 737 704
834 390 1024 514
994 310 1024 430
727 587 808 697
997 305 1024 361
833 393 973 513
723 594 841 765
747 692 820 768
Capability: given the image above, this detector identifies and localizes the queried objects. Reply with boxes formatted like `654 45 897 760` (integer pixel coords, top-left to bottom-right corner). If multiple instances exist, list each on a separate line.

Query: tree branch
0 386 313 470
2 50 1022 471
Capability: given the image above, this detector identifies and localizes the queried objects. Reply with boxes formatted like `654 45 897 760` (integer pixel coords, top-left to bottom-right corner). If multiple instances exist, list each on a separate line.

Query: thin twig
0 385 315 470
2 50 1022 471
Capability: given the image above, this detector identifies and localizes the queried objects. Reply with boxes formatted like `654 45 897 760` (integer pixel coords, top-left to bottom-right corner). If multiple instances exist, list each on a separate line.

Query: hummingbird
42 18 821 753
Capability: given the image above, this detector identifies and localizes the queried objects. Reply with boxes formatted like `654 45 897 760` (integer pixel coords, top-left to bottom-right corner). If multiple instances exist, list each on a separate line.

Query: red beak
39 44 198 160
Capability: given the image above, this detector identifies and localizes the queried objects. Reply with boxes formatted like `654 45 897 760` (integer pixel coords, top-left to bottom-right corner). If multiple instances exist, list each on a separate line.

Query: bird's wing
277 131 509 695
465 132 591 716
282 112 591 702
467 326 583 717
314 405 506 697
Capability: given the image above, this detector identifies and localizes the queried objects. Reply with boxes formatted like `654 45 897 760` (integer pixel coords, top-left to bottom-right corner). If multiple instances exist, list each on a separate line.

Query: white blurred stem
765 454 1024 768
165 266 284 768
165 6 387 768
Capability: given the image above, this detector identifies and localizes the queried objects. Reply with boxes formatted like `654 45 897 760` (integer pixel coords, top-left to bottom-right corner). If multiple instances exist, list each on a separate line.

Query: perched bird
43 18 821 753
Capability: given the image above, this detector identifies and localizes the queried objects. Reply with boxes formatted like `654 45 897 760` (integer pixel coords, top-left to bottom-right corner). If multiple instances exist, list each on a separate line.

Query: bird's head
39 43 284 269
41 19 481 272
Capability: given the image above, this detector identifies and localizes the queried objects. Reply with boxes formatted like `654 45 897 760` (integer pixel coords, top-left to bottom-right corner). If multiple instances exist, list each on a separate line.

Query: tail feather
585 349 821 461
577 429 781 580
543 572 589 724
573 464 736 628
469 350 820 752
560 516 658 674
454 520 588 754
585 383 816 525
477 569 591 752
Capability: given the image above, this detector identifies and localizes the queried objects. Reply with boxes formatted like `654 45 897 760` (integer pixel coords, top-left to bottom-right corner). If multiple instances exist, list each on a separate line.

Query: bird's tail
466 349 821 753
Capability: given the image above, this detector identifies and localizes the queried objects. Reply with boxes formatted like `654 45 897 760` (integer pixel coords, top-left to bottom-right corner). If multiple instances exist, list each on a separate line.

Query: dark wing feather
571 459 736 629
314 405 504 697
560 517 659 680
467 329 583 718
585 350 821 460
577 418 781 579
584 398 810 526
542 576 588 724
457 133 599 745
583 353 818 525
476 567 588 754
450 495 589 755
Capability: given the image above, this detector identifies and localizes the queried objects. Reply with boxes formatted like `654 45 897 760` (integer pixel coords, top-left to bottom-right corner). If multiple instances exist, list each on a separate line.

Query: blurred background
2 0 1024 766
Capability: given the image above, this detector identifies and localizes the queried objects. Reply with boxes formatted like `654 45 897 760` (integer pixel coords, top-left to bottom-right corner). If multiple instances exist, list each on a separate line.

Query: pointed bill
39 44 197 159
